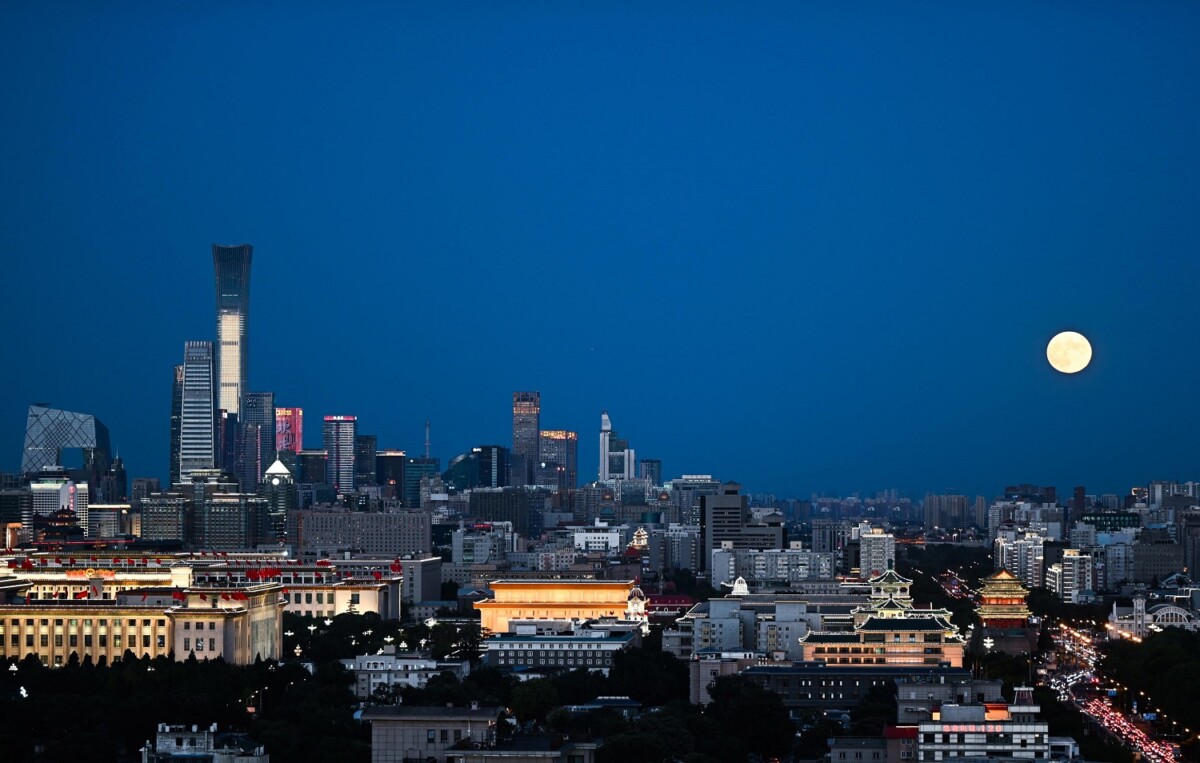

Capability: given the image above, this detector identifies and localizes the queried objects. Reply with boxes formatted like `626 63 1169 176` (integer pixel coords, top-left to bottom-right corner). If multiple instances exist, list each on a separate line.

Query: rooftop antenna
424 420 431 459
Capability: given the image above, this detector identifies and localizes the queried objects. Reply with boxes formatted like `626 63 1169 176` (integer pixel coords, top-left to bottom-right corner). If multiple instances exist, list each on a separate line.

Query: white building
858 528 896 577
917 687 1050 761
710 545 835 589
573 521 624 553
1045 549 1094 604
341 647 471 699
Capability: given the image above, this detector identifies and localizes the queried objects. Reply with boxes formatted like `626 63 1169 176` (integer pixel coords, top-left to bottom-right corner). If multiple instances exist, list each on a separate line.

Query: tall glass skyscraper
511 391 540 485
169 364 184 486
179 341 216 480
322 415 357 494
241 391 275 488
213 244 252 416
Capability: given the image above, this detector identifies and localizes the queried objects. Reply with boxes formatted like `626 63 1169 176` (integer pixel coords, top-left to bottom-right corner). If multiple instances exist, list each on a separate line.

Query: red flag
141 593 148 602
39 559 46 566
233 591 247 601
155 558 163 565
5 560 14 569
90 556 98 562
127 559 136 566
389 563 401 573
74 590 88 599
221 593 231 601
372 571 382 581
68 558 76 565
281 587 289 594
199 593 207 600
55 557 62 564
315 560 331 567
172 590 185 600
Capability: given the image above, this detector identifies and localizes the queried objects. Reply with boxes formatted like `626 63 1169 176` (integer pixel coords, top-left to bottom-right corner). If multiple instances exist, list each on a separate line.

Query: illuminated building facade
0 582 282 666
212 243 252 416
275 407 303 454
322 416 357 494
474 579 635 633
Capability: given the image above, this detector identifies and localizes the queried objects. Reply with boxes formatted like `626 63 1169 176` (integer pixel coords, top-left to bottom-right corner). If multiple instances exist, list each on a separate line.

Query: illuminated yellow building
474 580 634 633
0 580 284 667
3 552 400 621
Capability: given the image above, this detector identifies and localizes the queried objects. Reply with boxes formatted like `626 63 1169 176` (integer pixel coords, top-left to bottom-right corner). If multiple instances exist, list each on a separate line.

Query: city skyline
3 3 1200 498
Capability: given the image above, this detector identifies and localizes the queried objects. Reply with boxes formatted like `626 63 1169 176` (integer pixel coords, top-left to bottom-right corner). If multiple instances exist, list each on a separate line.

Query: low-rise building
341 646 471 699
483 630 636 675
916 687 1050 761
140 723 268 763
474 580 635 634
361 704 498 763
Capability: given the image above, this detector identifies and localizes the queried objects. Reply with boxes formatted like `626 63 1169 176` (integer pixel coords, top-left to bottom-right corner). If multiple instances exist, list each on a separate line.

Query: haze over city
3 2 1199 498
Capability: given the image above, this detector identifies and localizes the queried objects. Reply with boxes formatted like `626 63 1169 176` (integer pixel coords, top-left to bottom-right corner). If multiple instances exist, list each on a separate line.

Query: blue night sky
2 2 1198 499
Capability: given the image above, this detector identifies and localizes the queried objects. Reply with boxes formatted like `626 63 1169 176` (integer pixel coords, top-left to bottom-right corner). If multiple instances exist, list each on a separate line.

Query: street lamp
294 644 302 658
307 624 317 636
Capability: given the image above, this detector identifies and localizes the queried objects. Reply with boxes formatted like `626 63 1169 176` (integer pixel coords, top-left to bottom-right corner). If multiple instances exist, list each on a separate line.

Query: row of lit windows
182 638 217 652
5 633 164 649
497 657 609 666
3 618 164 629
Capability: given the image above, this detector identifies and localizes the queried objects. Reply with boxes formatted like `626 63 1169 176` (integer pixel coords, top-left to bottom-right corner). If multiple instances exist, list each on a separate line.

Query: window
195 639 204 652
209 622 215 630
184 638 190 651
184 622 191 630
427 730 436 744
209 638 215 651
440 730 448 742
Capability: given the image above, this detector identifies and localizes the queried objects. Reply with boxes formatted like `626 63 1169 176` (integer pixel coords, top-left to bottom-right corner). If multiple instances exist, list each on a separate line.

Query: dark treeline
0 650 367 762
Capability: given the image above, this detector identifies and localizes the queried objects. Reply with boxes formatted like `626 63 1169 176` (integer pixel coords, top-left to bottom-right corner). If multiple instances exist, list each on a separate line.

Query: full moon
1046 331 1092 374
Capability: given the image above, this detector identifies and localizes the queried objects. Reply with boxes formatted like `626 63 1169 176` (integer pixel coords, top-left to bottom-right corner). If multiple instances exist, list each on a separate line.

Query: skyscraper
212 243 252 416
598 411 635 481
355 434 378 487
169 364 184 486
536 430 578 490
21 405 111 477
376 450 406 500
179 341 216 479
275 407 303 454
403 456 440 508
241 391 276 487
640 458 663 485
512 392 540 486
322 416 357 494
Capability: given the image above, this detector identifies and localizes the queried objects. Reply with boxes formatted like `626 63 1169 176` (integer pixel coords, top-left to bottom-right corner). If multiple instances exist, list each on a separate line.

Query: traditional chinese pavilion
975 569 1036 654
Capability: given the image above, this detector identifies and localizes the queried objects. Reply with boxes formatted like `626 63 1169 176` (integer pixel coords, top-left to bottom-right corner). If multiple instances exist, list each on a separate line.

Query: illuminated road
1050 624 1180 763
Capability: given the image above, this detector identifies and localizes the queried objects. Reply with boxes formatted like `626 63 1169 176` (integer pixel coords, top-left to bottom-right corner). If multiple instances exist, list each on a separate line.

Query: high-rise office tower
234 420 262 491
21 405 111 478
536 430 578 490
275 407 303 454
354 434 378 487
241 392 275 486
322 416 357 494
179 341 216 479
376 450 406 500
443 445 509 491
512 392 540 486
640 458 663 485
212 243 252 416
169 364 184 486
598 411 635 481
403 457 440 508
297 449 328 484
